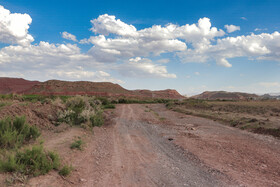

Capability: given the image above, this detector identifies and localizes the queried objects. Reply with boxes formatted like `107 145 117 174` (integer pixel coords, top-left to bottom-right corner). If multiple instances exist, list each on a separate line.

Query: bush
21 95 48 103
90 111 104 127
0 145 60 176
97 97 110 105
103 104 115 109
66 97 87 125
0 116 40 149
0 102 7 108
57 96 104 128
0 94 15 100
59 96 71 103
70 138 83 150
59 165 73 176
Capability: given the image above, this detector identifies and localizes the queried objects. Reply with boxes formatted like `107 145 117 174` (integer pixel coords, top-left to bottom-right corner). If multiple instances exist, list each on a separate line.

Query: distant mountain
0 78 184 99
267 93 280 97
133 89 184 99
261 93 280 100
192 91 259 100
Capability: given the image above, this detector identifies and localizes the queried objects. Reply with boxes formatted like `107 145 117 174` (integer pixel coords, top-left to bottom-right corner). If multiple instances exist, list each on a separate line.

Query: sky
0 0 280 96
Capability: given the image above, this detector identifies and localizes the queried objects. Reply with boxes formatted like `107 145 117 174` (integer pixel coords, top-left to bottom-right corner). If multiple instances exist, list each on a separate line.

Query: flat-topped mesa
192 91 259 100
0 78 185 99
24 80 134 96
133 89 185 99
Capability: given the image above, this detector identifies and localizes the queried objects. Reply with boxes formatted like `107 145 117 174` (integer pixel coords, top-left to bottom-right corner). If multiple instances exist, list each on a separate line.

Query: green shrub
0 94 15 100
65 97 87 125
103 104 115 109
90 111 104 127
70 138 83 150
97 97 110 105
21 95 48 103
0 116 40 149
59 96 71 103
58 96 104 128
0 145 60 176
0 102 6 108
59 165 73 176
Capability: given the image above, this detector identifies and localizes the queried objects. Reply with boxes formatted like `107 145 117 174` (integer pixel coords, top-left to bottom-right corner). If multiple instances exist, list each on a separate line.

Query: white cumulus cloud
224 24 240 33
0 5 34 46
178 32 280 67
117 57 176 78
90 14 137 37
62 31 77 41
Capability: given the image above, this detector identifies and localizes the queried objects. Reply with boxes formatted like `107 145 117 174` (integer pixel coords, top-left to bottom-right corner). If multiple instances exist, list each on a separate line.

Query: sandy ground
1 104 280 186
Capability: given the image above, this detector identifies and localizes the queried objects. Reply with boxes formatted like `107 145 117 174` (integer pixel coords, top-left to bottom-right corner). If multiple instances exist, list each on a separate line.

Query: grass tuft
70 138 83 150
59 165 73 176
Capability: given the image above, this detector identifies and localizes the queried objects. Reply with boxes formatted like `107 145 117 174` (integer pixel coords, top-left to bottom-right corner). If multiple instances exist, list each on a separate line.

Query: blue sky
0 0 280 95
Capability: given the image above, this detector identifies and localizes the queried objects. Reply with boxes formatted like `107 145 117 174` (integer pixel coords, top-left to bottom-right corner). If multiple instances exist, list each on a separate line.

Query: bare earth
3 104 279 186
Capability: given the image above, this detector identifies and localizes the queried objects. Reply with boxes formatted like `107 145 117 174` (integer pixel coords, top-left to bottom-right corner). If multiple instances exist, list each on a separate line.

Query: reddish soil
1 104 279 186
148 104 280 186
0 101 64 129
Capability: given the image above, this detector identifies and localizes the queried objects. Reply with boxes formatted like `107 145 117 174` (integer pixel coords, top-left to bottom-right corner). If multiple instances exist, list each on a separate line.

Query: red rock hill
192 91 259 100
0 78 184 99
0 78 39 94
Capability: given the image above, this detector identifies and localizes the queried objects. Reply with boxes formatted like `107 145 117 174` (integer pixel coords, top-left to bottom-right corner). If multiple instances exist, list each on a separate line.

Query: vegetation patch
0 145 60 176
0 116 40 149
57 96 104 128
90 111 104 127
253 127 280 138
0 102 12 109
103 104 116 109
70 137 83 150
59 165 73 176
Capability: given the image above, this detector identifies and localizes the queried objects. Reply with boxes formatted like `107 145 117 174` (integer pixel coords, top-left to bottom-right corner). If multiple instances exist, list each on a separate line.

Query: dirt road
91 104 230 187
26 104 280 187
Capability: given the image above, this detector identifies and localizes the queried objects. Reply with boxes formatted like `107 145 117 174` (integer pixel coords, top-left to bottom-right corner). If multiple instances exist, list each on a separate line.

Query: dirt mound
0 77 40 94
0 101 63 129
192 91 259 100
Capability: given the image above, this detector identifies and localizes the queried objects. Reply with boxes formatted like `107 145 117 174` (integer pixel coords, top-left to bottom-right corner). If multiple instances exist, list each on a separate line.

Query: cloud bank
1 5 280 84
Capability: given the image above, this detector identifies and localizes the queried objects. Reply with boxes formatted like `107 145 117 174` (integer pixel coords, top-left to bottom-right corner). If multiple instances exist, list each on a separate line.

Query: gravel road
91 104 231 187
